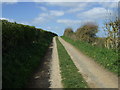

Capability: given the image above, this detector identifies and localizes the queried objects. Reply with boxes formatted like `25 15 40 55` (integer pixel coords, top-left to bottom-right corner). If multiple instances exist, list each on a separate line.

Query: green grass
62 36 119 76
56 37 88 88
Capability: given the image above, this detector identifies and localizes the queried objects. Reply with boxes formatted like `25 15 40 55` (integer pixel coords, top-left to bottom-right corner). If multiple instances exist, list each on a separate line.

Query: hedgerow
2 20 57 88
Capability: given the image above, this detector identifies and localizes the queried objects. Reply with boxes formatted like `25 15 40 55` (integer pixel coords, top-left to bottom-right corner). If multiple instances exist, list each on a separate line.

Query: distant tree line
64 22 98 44
63 19 119 51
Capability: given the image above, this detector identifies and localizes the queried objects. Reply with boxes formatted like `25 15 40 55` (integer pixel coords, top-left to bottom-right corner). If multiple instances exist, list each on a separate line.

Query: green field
62 36 119 76
56 37 88 88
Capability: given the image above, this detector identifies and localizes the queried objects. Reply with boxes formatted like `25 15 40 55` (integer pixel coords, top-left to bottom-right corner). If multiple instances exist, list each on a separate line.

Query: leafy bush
76 22 98 43
63 28 73 37
2 20 57 88
63 22 98 44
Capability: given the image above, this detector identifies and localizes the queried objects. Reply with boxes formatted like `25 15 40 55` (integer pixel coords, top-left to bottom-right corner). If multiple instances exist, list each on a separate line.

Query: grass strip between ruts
56 37 88 88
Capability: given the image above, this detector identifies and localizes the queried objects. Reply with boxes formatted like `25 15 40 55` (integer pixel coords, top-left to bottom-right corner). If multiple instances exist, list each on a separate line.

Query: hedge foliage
2 20 57 88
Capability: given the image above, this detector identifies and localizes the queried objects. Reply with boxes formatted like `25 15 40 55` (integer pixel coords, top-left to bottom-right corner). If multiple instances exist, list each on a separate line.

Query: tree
63 28 74 37
76 22 98 43
104 18 120 50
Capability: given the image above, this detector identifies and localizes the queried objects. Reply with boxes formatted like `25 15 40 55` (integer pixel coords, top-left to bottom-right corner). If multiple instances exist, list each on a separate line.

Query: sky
1 0 119 37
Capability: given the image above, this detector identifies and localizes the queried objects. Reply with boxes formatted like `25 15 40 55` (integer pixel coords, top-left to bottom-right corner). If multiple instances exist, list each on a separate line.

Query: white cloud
0 17 29 25
66 3 88 13
57 19 81 25
99 2 118 9
33 10 64 24
67 8 83 13
0 18 15 22
17 21 30 25
1 0 119 2
46 26 52 30
1 0 18 2
33 2 88 25
33 13 48 24
1 0 18 4
0 18 8 20
39 13 49 17
50 10 64 16
46 2 81 7
77 7 111 21
32 0 119 2
46 2 97 14
39 7 47 11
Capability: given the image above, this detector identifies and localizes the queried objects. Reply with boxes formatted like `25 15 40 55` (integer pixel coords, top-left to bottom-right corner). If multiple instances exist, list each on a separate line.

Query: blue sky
1 1 118 36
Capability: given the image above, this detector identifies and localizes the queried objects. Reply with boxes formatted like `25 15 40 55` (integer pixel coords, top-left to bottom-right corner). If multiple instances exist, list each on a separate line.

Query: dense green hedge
62 36 119 76
2 20 57 88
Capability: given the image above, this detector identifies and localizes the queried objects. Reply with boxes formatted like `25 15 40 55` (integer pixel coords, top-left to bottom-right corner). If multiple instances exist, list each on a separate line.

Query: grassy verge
61 36 119 76
56 37 88 88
